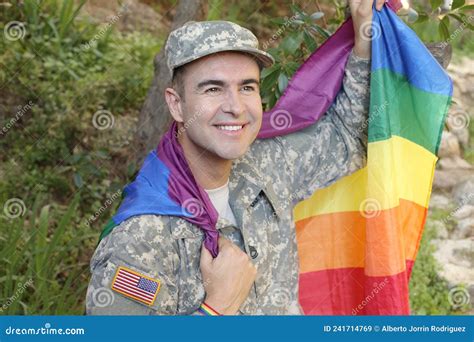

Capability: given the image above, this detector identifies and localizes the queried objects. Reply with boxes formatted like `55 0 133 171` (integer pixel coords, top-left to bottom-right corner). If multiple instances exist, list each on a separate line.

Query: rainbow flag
294 6 452 314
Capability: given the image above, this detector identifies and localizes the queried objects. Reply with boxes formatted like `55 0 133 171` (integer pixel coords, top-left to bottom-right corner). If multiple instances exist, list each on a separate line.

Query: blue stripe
371 6 453 96
112 151 190 225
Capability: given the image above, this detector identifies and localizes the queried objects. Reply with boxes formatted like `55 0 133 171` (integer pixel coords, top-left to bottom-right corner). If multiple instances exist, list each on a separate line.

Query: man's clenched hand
350 0 385 59
200 237 257 315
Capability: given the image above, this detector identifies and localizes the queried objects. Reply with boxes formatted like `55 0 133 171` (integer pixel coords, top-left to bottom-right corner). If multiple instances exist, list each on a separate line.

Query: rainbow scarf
99 1 452 314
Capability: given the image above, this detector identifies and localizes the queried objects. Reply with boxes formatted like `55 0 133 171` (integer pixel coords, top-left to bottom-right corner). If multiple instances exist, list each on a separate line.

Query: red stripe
113 278 155 299
118 271 140 282
114 277 138 288
113 285 153 304
112 282 154 302
115 275 138 285
119 269 140 277
299 260 414 315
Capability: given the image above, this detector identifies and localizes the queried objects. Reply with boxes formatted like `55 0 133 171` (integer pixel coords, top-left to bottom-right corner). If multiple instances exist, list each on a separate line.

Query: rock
452 205 474 221
438 156 473 170
433 169 474 191
452 178 474 206
429 193 451 209
432 239 474 286
438 131 461 158
453 218 474 239
446 104 470 148
447 57 474 110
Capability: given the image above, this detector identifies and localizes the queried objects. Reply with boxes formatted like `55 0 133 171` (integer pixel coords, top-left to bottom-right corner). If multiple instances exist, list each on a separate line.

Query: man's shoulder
99 214 202 249
91 214 178 270
110 214 171 239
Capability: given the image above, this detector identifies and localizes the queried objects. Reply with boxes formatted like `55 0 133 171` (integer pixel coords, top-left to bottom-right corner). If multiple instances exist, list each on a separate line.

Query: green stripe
368 69 451 155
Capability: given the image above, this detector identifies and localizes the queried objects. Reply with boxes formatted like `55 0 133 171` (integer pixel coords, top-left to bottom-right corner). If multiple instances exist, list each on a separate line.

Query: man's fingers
348 0 373 17
376 0 385 11
360 0 374 13
200 242 213 266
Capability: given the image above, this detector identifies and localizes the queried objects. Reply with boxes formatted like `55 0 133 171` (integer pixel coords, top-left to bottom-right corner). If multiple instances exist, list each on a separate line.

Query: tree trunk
425 42 452 69
132 0 206 165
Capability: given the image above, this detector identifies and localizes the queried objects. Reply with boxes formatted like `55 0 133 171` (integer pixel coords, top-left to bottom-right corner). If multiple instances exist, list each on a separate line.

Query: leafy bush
0 194 94 314
260 5 333 109
0 0 160 314
1 0 160 207
409 214 471 314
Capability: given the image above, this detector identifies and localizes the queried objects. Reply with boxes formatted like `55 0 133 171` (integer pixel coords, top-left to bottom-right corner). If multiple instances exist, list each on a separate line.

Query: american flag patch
111 266 161 306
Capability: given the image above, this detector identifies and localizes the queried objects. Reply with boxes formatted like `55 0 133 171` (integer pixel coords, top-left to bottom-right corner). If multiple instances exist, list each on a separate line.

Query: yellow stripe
294 135 437 221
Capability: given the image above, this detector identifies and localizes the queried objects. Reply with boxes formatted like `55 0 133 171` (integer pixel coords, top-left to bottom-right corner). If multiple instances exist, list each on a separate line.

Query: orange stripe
296 199 426 277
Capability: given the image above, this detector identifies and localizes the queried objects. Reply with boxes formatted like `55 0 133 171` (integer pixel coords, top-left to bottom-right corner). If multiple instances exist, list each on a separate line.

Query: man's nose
221 89 245 116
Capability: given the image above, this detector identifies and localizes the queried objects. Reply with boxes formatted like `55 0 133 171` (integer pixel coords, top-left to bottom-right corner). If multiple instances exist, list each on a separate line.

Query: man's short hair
171 64 186 101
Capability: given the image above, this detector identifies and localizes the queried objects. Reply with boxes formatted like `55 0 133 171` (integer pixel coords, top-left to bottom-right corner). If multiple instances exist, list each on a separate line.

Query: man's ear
165 88 184 123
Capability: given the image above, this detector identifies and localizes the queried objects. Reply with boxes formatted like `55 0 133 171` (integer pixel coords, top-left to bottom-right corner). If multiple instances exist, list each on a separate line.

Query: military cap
165 20 275 76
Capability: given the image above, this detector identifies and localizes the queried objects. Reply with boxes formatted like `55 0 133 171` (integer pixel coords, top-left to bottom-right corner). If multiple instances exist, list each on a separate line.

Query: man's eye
242 85 255 92
205 87 220 93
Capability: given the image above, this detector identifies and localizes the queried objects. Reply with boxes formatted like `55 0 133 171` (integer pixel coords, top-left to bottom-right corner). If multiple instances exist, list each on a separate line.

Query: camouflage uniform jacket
86 51 370 315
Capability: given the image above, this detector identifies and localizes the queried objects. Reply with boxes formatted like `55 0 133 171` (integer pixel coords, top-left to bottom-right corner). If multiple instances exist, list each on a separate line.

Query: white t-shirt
204 179 237 227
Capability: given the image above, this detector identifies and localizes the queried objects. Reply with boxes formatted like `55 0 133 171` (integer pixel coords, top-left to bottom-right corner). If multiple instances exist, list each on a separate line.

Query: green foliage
407 1 473 43
464 116 474 164
0 0 159 207
409 217 471 315
0 194 95 314
260 5 332 109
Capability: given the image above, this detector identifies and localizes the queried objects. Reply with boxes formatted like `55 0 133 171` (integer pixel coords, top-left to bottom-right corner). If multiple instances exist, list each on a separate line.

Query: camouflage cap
165 20 274 76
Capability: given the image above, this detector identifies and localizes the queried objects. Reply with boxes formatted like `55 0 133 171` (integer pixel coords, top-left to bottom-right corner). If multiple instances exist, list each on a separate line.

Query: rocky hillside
429 56 473 312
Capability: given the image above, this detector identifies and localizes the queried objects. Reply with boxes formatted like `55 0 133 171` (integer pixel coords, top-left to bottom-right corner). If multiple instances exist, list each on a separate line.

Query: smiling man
86 0 385 315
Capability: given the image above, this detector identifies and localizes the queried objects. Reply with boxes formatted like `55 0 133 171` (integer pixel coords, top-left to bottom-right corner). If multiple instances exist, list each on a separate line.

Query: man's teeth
216 125 243 131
